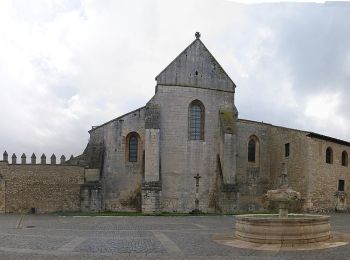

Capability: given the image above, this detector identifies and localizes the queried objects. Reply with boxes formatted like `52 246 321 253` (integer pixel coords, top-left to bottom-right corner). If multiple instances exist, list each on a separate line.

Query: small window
285 143 290 157
248 135 260 163
189 100 205 140
326 147 333 164
248 139 256 162
342 151 348 167
128 133 138 162
338 180 345 192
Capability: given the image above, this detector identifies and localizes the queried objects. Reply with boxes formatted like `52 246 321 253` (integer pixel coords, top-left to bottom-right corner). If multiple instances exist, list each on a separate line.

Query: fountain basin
235 214 331 244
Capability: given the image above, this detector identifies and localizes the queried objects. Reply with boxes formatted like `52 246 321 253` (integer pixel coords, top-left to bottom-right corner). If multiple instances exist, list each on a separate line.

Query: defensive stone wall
0 158 84 213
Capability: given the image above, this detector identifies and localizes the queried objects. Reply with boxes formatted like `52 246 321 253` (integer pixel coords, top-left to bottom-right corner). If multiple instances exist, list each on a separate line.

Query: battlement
2 151 74 165
0 151 90 214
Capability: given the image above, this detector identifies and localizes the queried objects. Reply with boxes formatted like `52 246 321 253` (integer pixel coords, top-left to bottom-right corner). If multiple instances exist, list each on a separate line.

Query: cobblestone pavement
0 213 349 259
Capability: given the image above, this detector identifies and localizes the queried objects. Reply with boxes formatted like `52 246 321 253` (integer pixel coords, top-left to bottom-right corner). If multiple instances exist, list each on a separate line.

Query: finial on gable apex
195 32 201 39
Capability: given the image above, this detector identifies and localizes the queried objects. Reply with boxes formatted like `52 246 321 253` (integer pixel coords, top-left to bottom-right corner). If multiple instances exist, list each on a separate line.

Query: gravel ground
0 213 348 259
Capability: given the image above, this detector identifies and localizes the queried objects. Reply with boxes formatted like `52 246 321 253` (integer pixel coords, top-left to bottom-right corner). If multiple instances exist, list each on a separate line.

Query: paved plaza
0 213 348 259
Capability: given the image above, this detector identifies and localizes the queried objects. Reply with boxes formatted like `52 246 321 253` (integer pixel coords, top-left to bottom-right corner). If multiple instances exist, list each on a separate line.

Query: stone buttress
142 103 161 213
215 109 238 212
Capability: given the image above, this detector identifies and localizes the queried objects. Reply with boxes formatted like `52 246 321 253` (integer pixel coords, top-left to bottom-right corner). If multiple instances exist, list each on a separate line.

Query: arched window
342 151 348 167
248 135 259 163
248 139 256 162
326 147 333 164
189 100 205 140
127 132 139 162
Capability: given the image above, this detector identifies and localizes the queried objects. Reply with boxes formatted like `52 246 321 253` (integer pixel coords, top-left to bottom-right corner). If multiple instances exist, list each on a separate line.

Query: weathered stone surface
235 214 331 244
144 129 160 183
2 151 8 162
80 181 102 212
0 162 84 213
21 153 26 164
142 181 161 213
145 103 160 129
156 38 235 92
2 34 345 215
78 34 350 214
219 110 236 134
31 153 36 164
87 108 145 212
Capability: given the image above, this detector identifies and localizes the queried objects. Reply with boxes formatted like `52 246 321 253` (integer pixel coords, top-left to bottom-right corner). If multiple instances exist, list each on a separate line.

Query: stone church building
74 32 349 214
0 33 348 214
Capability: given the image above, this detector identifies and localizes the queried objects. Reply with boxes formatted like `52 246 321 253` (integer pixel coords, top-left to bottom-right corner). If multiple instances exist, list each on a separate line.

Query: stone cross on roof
195 32 201 39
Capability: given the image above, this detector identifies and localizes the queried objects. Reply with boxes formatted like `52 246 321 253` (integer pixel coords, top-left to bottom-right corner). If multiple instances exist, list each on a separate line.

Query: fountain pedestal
234 163 331 245
235 214 331 244
278 201 288 218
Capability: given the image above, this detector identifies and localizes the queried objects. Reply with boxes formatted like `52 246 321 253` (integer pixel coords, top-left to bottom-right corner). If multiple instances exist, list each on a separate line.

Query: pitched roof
156 35 235 93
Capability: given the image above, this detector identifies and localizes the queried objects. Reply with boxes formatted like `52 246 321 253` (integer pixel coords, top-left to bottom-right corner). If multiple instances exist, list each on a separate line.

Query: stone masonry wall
88 107 146 212
236 120 316 212
0 161 84 213
235 119 350 212
235 120 271 212
153 85 235 213
266 126 310 212
305 137 350 212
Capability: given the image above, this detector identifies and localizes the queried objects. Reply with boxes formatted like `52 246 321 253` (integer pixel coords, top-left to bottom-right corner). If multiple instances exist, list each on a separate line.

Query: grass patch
55 210 275 217
55 211 233 217
56 211 144 217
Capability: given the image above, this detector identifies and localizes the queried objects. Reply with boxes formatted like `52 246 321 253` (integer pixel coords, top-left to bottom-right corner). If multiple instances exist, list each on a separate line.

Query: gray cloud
0 0 349 157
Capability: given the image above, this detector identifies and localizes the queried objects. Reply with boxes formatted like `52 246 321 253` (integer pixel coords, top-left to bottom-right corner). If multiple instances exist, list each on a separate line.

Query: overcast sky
1 0 350 158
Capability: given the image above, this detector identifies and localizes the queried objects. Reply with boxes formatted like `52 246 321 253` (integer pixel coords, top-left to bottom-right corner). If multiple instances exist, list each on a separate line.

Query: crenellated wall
0 157 85 213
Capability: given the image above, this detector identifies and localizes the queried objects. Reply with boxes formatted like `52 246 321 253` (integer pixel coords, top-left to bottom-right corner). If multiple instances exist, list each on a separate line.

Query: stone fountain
235 163 331 245
265 163 301 218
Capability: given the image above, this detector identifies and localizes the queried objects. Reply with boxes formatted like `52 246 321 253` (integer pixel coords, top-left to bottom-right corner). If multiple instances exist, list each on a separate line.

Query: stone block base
142 181 161 214
80 181 102 212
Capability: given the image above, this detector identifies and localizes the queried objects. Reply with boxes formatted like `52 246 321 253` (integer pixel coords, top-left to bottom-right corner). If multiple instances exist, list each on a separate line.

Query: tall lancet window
189 100 205 140
248 135 260 164
326 147 333 164
248 139 256 162
342 151 348 167
127 132 139 162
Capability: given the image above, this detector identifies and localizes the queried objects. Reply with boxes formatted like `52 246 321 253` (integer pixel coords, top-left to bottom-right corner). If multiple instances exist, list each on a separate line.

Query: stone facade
86 108 146 212
78 34 349 213
1 33 349 214
77 33 350 214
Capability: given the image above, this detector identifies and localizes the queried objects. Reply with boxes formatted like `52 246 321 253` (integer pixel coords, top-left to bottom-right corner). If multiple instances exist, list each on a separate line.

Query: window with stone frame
326 147 333 164
189 100 205 140
127 132 139 162
338 180 345 192
285 143 290 157
248 139 256 162
248 135 259 163
342 151 348 167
